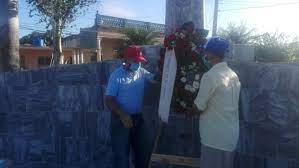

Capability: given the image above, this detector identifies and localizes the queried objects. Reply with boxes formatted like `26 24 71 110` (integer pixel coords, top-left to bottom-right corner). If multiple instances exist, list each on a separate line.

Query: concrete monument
165 0 204 34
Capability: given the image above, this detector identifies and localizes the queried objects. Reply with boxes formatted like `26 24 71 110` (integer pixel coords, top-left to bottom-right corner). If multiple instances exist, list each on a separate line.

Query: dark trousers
111 114 151 168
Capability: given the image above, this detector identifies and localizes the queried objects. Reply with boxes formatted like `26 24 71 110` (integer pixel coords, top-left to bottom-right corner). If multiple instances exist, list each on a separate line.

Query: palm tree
0 0 20 72
123 28 161 46
115 28 161 58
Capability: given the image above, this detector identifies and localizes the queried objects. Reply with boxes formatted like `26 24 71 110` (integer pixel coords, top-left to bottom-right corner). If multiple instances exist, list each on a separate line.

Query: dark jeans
110 114 151 168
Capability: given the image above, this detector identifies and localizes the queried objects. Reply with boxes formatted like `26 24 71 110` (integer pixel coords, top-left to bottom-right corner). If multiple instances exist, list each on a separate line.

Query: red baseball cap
124 46 147 63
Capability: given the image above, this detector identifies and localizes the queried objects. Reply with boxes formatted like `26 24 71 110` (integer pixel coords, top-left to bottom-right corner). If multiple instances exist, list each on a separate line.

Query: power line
219 1 299 8
219 1 299 12
220 0 298 3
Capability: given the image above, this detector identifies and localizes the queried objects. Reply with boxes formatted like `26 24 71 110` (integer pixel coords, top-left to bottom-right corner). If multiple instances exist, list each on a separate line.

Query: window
38 56 51 67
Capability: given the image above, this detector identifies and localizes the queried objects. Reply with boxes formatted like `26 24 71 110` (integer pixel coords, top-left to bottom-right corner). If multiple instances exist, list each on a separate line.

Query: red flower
168 34 176 41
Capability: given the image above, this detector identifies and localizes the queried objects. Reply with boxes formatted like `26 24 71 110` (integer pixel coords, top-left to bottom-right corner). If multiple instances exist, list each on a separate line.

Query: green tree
26 0 98 65
254 32 292 62
20 30 53 46
288 41 299 61
218 22 257 44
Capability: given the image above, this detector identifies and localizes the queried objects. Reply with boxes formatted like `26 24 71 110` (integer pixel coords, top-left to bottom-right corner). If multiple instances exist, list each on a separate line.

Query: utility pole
0 0 20 72
212 0 219 36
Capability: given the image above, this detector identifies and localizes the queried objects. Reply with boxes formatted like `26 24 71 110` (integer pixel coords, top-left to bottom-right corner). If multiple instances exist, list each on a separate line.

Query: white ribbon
158 49 177 123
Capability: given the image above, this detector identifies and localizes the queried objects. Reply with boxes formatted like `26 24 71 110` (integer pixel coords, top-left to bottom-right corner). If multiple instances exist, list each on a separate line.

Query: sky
19 0 299 38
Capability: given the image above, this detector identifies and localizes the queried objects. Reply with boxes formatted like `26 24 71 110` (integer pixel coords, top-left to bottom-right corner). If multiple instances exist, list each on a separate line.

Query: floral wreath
159 22 209 112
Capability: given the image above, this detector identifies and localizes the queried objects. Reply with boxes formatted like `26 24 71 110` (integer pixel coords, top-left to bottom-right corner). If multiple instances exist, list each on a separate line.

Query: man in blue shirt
105 46 155 168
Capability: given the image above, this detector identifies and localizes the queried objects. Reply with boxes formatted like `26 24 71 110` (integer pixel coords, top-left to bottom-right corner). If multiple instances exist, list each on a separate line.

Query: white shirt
194 62 241 152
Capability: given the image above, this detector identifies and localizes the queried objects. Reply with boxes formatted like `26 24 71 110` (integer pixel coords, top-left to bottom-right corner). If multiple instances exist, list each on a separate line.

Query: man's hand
149 74 162 85
186 104 202 118
105 96 133 128
119 113 133 128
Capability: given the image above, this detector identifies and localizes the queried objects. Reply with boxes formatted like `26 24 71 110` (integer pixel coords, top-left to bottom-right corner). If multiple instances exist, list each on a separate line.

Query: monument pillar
154 0 205 158
165 0 204 34
0 0 20 71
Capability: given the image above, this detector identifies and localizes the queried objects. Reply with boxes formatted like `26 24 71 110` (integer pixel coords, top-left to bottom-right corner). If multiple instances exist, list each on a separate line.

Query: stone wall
0 61 120 168
231 62 299 168
0 46 299 167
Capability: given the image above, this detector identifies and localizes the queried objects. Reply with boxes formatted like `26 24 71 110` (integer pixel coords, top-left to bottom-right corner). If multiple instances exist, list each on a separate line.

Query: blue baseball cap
204 37 229 57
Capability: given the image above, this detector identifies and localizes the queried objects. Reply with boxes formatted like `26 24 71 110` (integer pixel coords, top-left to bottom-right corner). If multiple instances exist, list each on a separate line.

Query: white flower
180 77 187 83
188 65 193 69
184 84 192 91
180 101 187 108
175 32 179 37
193 81 200 89
181 67 186 71
195 74 200 80
192 62 197 66
180 33 186 39
181 71 186 75
184 85 189 91
190 87 196 93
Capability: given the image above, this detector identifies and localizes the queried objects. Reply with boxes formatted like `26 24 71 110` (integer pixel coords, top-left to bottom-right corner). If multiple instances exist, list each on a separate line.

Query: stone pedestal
165 0 204 34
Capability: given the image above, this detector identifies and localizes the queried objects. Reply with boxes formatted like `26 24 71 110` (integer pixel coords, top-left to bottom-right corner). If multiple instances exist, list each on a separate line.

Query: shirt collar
211 62 227 70
121 66 140 75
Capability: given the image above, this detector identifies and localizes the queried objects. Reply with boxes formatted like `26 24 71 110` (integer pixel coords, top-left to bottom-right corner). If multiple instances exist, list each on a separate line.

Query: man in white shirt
193 37 241 168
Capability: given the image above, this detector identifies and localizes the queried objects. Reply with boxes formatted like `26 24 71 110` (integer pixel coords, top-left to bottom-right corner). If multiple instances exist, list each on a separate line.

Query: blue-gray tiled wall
0 56 299 168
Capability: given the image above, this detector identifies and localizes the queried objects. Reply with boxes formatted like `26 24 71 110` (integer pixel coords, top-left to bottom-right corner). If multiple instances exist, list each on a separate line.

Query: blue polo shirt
105 66 154 114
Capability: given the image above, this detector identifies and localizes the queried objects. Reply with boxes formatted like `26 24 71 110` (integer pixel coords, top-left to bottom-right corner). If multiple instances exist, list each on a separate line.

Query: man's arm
194 73 217 113
105 72 132 128
105 96 133 128
143 69 161 85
